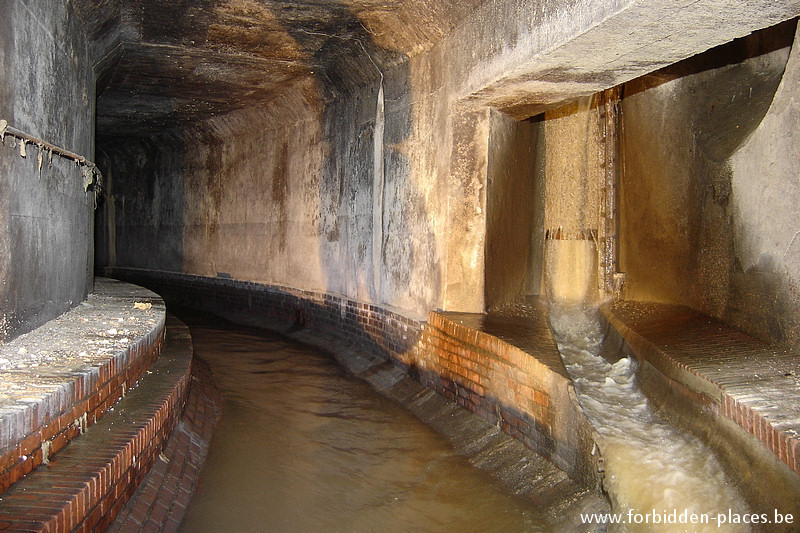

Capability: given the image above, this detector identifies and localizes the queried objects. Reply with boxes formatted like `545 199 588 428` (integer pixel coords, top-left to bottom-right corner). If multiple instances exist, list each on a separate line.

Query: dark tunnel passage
1 1 800 530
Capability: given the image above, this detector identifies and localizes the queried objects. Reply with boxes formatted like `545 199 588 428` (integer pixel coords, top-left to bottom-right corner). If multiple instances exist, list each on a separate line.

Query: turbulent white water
549 305 750 533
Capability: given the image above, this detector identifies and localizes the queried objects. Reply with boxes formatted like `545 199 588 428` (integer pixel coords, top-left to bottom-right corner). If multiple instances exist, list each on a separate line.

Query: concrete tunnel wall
477 20 800 347
0 0 796 342
0 0 96 341
0 0 799 522
95 1 800 326
485 112 542 309
97 28 452 316
97 67 448 316
620 21 800 347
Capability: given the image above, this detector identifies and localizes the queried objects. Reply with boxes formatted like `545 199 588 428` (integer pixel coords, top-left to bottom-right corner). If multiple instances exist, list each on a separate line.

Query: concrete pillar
485 110 541 309
444 108 490 312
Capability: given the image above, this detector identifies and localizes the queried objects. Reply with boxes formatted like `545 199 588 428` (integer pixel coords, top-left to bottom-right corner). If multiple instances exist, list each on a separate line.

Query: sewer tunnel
1 2 799 531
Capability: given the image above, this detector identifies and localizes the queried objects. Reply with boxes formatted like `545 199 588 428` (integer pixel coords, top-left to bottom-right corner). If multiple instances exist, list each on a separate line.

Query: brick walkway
602 301 800 476
0 279 166 497
0 316 192 532
109 357 220 533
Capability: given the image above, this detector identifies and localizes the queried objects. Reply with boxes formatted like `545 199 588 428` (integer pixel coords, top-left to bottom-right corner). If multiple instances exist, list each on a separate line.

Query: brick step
418 307 601 489
0 279 166 495
601 301 800 519
108 354 220 533
0 315 193 532
602 301 800 477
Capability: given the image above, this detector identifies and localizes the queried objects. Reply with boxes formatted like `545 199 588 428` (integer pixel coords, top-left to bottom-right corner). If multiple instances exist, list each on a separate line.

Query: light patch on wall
730 27 800 285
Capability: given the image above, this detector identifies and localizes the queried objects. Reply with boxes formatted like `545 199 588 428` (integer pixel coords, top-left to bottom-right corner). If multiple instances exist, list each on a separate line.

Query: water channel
549 305 750 533
177 312 548 532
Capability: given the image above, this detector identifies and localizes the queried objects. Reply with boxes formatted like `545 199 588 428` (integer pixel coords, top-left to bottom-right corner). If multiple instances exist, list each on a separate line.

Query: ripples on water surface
549 305 749 533
178 313 546 532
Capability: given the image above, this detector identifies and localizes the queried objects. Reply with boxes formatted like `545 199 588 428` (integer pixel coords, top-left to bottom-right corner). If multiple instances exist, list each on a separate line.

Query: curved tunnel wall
84 7 800 521
92 20 800 494
619 20 800 347
96 53 447 317
94 5 800 325
0 0 96 341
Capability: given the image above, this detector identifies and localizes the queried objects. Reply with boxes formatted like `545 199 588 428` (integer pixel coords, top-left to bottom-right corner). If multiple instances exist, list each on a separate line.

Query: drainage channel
177 311 550 532
548 304 750 533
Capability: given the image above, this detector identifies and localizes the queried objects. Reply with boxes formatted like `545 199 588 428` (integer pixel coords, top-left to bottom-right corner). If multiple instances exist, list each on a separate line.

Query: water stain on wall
271 138 289 251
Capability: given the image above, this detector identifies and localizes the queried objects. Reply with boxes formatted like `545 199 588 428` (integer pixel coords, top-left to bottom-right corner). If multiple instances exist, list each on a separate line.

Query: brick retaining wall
105 268 602 490
0 280 195 532
0 327 164 496
417 311 600 488
0 316 192 532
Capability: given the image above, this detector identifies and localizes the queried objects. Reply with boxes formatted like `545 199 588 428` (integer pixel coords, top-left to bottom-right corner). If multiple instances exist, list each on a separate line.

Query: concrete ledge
0 278 165 494
600 301 800 519
0 314 193 531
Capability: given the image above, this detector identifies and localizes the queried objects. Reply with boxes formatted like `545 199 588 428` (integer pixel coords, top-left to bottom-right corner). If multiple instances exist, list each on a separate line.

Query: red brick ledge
601 301 800 478
418 311 601 489
0 315 193 532
109 357 221 532
0 279 166 495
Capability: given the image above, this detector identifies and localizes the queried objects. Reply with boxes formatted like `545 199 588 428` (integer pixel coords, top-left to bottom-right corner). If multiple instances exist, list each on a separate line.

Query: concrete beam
450 0 800 117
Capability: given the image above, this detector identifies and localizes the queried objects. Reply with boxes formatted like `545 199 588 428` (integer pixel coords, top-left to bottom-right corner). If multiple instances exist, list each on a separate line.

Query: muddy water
178 314 546 532
549 305 749 533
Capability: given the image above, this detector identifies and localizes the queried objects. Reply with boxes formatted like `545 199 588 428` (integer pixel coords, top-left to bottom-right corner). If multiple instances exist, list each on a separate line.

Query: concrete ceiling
76 0 484 138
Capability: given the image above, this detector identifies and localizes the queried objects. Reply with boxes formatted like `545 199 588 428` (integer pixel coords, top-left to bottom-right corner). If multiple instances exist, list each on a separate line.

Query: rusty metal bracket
0 118 103 195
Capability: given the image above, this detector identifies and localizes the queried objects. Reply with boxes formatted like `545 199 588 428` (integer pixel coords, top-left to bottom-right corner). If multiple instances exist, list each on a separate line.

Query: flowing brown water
178 313 547 532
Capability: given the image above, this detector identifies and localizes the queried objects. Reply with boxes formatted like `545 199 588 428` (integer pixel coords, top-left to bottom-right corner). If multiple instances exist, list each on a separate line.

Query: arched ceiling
75 0 485 138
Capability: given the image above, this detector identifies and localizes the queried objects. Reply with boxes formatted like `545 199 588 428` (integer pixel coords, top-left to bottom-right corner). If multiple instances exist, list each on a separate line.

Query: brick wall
109 356 220 532
104 268 423 370
417 312 600 488
0 318 193 532
0 279 196 532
